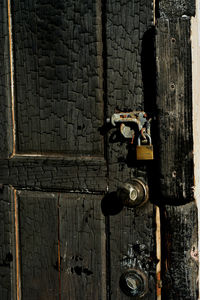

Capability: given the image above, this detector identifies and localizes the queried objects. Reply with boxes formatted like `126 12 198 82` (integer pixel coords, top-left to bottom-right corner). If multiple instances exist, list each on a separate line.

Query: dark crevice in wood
155 0 160 20
57 193 61 300
9 0 18 154
141 26 157 117
12 186 105 195
105 216 111 300
141 25 160 206
101 0 109 178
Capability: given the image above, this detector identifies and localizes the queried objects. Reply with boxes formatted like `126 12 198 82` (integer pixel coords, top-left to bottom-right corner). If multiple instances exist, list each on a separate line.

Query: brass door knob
117 178 149 207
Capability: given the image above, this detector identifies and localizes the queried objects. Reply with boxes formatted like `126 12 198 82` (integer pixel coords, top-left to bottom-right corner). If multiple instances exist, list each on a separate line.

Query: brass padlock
136 134 154 160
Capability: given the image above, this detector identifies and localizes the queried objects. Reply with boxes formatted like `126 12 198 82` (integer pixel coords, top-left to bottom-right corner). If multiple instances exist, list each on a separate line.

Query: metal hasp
106 111 151 139
107 111 154 160
117 178 149 208
119 269 148 298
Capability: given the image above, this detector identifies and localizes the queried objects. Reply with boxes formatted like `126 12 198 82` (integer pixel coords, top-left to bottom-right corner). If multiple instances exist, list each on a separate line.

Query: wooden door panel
0 156 107 191
12 0 104 154
109 201 156 300
0 0 107 191
59 193 106 300
105 1 156 298
10 189 106 300
1 0 197 299
16 191 59 300
0 187 12 300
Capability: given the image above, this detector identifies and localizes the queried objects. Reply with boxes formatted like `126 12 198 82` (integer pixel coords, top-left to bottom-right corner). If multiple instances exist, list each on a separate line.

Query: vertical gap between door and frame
153 1 162 299
100 0 111 299
14 189 21 300
7 0 16 157
57 194 61 300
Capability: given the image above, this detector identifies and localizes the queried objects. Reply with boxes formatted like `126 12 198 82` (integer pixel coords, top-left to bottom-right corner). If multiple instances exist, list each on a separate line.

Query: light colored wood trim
153 0 156 25
191 2 200 298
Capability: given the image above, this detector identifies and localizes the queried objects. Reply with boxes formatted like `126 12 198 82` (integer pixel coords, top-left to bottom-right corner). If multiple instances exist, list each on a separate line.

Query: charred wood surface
12 0 104 154
0 157 107 191
161 202 198 300
155 18 193 204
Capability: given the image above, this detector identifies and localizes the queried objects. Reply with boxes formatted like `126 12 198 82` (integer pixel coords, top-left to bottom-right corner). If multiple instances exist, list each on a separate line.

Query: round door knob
117 178 149 207
119 269 148 298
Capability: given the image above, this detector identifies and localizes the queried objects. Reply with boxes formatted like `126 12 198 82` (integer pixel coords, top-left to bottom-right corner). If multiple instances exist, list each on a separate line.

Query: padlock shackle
137 133 152 146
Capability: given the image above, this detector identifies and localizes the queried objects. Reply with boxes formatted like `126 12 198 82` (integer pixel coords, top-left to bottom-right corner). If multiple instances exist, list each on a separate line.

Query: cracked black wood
8 190 106 300
109 202 156 299
0 0 108 299
12 0 104 154
161 203 198 300
0 0 13 157
0 157 107 191
1 0 197 299
59 193 106 300
156 0 198 299
159 0 195 18
156 18 193 204
106 0 155 190
16 191 59 300
0 187 12 300
0 0 158 298
105 1 156 299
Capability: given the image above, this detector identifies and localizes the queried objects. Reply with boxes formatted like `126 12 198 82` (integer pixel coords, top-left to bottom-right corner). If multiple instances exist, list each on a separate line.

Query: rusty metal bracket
106 111 152 139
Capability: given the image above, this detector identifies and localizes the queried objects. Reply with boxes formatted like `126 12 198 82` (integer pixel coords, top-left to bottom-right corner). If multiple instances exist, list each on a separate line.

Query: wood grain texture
17 191 59 300
9 191 106 300
155 18 193 204
0 187 12 300
59 193 106 300
161 202 198 299
0 0 13 157
109 201 156 299
0 157 107 191
12 0 104 154
159 0 195 18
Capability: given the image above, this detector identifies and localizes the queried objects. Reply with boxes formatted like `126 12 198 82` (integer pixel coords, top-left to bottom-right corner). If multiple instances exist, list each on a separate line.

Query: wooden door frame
192 0 200 297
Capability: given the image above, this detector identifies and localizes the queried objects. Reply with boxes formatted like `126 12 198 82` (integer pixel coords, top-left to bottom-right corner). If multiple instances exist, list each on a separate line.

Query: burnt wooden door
0 0 198 300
